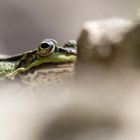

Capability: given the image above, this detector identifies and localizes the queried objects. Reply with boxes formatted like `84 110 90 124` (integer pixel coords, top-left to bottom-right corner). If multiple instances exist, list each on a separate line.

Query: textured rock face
76 18 140 82
77 19 140 65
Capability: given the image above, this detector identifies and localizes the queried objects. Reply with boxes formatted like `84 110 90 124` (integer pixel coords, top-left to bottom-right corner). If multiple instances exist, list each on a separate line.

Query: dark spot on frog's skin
31 54 36 63
16 54 36 69
16 59 27 68
58 48 66 53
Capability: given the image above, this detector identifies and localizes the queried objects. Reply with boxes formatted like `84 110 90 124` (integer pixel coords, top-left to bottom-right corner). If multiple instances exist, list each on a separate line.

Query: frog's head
37 39 77 57
37 39 58 57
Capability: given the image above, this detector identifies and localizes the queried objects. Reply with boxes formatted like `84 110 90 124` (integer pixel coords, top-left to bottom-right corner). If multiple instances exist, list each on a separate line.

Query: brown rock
77 18 140 67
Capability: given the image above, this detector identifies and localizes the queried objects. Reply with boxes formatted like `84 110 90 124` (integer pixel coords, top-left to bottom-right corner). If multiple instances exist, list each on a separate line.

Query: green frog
0 39 77 80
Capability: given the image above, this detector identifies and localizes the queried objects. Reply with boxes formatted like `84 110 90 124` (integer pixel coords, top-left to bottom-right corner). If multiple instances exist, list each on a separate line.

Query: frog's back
0 54 22 79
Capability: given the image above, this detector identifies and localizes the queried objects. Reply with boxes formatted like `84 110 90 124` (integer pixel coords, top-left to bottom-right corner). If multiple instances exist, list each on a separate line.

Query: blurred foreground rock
76 18 140 86
77 18 140 66
75 18 140 139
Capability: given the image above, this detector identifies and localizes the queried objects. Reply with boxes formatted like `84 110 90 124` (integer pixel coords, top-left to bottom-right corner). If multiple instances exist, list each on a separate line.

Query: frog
0 39 77 80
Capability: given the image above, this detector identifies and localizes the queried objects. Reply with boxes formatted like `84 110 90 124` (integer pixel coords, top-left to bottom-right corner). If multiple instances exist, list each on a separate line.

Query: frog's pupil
41 43 51 49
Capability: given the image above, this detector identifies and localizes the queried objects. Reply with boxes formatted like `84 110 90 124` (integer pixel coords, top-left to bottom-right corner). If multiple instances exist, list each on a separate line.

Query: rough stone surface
77 18 140 65
76 18 140 81
15 63 75 93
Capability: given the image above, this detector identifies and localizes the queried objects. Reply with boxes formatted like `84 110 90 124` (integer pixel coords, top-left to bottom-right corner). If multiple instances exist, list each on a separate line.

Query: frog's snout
69 48 77 55
65 48 77 56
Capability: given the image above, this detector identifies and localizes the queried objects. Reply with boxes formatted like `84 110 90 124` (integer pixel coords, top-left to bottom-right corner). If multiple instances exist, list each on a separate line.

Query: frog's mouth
20 61 75 75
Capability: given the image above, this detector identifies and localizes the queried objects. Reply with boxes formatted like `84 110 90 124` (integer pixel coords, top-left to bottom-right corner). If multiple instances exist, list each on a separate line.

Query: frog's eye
63 40 77 49
41 42 53 49
37 40 55 57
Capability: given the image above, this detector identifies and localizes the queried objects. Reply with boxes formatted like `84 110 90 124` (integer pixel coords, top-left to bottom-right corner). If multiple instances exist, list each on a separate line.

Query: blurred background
0 0 138 54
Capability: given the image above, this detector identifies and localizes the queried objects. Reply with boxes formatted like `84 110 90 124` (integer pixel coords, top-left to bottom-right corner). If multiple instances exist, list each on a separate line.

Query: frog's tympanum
0 39 77 79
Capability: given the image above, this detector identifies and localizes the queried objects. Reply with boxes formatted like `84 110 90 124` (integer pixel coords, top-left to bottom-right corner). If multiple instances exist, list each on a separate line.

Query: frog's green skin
0 39 77 79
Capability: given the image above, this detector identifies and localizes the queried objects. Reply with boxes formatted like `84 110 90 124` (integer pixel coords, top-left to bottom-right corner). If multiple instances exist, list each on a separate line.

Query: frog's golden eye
37 40 56 57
